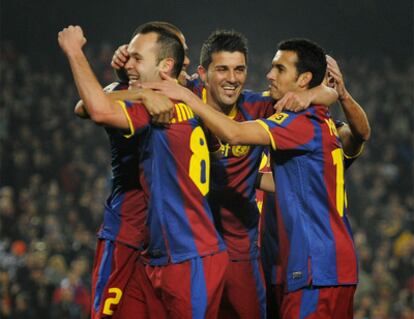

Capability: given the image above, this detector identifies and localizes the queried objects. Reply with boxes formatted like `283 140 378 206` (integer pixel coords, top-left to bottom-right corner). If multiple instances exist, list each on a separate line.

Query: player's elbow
222 130 244 146
362 125 371 141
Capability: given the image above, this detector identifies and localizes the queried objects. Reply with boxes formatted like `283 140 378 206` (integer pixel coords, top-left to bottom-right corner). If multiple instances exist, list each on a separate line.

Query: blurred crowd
0 41 413 318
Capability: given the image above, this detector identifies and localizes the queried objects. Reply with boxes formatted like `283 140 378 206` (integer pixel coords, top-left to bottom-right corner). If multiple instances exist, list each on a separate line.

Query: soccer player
72 21 196 318
58 23 227 319
70 21 187 319
141 38 369 318
138 30 337 319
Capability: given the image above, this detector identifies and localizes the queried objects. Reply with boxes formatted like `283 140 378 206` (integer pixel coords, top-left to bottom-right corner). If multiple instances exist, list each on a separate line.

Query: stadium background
1 0 413 317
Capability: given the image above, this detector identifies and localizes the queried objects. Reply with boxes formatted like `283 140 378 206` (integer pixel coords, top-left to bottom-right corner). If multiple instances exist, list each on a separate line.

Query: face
201 51 247 111
266 50 301 100
125 32 162 88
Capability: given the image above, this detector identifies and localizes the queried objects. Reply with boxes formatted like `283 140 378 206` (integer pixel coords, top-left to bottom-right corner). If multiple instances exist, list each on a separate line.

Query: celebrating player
141 38 368 318
59 23 227 318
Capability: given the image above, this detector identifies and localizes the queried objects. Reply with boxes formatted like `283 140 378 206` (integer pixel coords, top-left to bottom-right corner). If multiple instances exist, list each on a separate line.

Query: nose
227 70 236 83
266 69 275 81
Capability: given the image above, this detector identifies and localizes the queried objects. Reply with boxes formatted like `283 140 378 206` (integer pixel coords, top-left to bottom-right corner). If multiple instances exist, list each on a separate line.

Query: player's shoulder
241 89 274 103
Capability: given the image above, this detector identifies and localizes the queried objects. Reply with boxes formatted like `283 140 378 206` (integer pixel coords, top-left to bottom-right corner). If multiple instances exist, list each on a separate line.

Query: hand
273 91 311 113
140 72 192 102
178 71 199 86
58 25 86 56
111 44 129 70
326 55 349 101
138 88 175 125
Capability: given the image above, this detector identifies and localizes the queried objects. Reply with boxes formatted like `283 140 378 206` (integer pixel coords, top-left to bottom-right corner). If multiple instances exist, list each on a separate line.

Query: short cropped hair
278 39 327 88
200 29 248 69
132 22 184 78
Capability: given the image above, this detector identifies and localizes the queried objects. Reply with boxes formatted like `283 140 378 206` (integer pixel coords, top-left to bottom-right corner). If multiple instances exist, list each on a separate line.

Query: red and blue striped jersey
97 82 148 250
208 91 275 260
256 106 358 292
121 100 226 266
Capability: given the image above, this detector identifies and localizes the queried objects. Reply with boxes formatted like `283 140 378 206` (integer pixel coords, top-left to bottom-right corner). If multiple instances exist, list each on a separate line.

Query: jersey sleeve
256 111 315 152
118 100 151 138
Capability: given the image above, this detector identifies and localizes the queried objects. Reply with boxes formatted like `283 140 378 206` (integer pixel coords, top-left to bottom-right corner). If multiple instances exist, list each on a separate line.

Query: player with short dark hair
142 38 369 318
59 23 227 319
141 30 337 319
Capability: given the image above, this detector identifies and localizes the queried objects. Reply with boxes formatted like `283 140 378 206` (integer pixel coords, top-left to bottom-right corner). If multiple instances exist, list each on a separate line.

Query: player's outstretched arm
58 26 129 129
326 55 371 156
141 77 271 146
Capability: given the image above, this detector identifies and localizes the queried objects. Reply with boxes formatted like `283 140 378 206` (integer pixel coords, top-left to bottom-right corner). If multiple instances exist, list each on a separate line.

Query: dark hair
200 29 248 69
277 39 326 88
131 21 184 78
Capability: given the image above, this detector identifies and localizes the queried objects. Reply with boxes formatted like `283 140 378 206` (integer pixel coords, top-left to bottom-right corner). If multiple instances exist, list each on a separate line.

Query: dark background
2 0 412 73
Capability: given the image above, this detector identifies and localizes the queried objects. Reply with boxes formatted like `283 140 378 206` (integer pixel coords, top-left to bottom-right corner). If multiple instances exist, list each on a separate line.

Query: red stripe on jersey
117 190 148 247
272 115 314 150
274 192 290 283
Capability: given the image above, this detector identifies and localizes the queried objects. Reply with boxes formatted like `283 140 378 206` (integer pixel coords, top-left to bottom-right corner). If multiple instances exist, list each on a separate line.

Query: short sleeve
256 112 315 152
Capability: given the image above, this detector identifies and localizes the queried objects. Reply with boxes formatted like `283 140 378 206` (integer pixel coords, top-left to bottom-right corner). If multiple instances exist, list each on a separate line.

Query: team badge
232 145 250 157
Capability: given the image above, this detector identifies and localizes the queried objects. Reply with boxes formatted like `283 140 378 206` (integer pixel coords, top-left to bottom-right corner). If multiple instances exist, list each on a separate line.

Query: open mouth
222 85 238 96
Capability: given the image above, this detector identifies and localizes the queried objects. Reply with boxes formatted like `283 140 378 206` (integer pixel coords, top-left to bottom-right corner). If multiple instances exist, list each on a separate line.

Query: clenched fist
58 25 87 56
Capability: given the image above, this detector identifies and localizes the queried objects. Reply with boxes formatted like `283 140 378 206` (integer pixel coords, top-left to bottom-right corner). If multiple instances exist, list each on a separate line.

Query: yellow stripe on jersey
343 143 364 159
178 103 188 121
262 91 270 97
117 100 135 138
202 88 207 103
227 105 238 119
259 153 269 171
171 103 195 123
256 120 277 150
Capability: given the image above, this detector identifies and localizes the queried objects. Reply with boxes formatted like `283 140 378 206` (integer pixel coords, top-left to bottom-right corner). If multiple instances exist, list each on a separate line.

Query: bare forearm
257 172 275 192
66 49 115 122
308 85 338 106
340 93 371 142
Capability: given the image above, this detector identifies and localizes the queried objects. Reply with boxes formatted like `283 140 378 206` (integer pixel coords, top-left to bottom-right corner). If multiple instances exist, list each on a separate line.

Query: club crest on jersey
232 145 250 157
268 112 289 124
219 143 250 157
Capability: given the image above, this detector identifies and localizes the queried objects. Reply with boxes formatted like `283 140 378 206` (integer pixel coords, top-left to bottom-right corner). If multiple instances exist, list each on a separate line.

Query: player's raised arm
326 55 371 156
58 25 129 129
142 78 271 146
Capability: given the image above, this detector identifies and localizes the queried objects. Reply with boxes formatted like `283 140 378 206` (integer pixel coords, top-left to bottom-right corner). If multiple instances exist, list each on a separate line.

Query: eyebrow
273 63 286 70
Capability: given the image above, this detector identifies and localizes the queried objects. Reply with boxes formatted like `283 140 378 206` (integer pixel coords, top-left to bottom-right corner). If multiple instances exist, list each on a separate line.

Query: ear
159 58 175 75
197 65 207 82
297 71 313 89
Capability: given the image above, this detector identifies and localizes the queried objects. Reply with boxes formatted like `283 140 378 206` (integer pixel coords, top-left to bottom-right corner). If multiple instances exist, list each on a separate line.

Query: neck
206 92 236 115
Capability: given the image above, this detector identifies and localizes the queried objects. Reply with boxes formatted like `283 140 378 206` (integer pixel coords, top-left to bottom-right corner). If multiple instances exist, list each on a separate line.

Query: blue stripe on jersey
300 288 319 318
190 257 208 319
94 240 114 312
251 258 267 319
146 127 198 265
99 194 123 242
305 116 338 286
